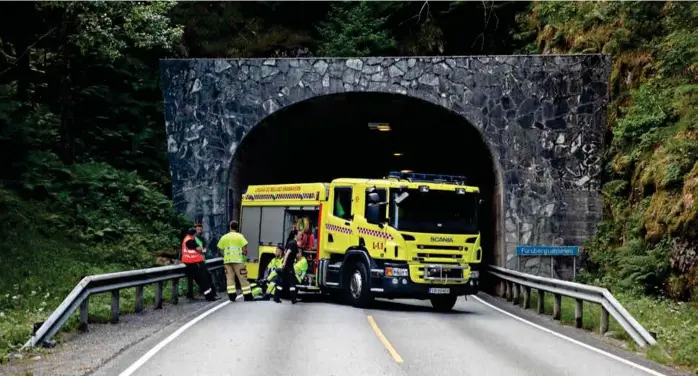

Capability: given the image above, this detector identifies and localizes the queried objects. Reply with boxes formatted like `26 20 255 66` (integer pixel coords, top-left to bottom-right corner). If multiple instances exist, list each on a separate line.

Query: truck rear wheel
344 261 373 308
430 295 458 312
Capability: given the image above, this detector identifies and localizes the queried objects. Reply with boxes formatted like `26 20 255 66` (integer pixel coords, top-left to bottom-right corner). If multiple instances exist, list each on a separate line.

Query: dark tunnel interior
230 92 503 270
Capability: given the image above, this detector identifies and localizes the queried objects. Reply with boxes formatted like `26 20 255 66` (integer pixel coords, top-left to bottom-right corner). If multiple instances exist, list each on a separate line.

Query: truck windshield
389 188 479 234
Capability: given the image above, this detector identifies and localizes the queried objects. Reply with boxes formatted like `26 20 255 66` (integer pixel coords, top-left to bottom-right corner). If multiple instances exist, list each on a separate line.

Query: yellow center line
366 315 404 364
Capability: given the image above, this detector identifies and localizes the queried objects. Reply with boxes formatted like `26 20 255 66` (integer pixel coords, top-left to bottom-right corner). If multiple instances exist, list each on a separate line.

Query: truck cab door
358 187 391 258
325 186 354 254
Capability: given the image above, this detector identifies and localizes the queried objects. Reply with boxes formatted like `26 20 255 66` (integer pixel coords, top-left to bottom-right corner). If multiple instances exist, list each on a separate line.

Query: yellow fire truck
239 171 483 312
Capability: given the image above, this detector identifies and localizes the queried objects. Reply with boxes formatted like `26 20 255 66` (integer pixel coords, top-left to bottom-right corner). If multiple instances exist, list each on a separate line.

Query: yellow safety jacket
217 231 248 264
294 257 308 282
268 257 283 270
265 257 283 281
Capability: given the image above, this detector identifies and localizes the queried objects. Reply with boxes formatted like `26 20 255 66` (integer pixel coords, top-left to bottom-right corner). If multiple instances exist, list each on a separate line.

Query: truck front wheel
345 262 373 308
430 295 458 312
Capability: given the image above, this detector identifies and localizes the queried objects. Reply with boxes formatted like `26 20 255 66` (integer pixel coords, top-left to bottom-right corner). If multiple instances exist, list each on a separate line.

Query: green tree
317 2 397 57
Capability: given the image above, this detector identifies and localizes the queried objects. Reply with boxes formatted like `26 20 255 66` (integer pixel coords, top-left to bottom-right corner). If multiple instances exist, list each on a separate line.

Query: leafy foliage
39 1 182 61
523 0 698 302
317 2 397 57
0 1 187 361
2 0 697 369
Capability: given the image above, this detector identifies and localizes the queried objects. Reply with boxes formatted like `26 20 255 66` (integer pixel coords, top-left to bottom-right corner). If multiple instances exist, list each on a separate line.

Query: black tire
430 295 458 312
344 261 373 308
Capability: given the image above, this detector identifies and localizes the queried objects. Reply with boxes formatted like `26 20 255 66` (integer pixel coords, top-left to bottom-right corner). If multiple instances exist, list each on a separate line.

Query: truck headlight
470 270 479 279
385 267 408 277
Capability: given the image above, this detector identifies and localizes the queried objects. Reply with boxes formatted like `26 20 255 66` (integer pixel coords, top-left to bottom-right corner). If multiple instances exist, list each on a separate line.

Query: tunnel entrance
230 92 504 270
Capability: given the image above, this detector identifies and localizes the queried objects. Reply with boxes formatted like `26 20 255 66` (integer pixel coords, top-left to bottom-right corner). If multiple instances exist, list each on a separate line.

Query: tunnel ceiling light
393 152 403 156
401 169 413 173
369 123 391 131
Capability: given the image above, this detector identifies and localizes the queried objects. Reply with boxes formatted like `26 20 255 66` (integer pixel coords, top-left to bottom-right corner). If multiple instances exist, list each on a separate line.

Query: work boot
243 293 254 301
228 293 237 302
261 293 271 301
290 288 298 305
204 288 220 302
273 289 282 303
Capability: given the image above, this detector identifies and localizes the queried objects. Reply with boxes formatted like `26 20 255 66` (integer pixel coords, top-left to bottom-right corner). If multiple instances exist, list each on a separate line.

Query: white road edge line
471 296 668 376
118 300 230 376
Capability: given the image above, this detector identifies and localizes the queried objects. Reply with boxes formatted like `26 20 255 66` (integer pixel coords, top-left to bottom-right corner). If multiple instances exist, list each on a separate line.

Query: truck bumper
371 276 479 299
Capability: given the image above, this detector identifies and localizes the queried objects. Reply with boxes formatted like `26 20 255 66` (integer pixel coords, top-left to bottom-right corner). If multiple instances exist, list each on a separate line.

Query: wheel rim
350 271 362 300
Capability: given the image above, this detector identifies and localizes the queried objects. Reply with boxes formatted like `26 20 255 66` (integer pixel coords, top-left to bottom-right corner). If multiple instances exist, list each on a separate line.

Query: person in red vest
181 228 220 302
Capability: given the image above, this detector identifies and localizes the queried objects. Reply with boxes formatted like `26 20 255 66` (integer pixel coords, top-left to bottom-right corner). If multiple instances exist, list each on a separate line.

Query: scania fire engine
238 171 483 312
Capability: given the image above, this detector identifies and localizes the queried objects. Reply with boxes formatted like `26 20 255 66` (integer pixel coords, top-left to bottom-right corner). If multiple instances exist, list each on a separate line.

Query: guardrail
488 265 657 348
23 258 225 349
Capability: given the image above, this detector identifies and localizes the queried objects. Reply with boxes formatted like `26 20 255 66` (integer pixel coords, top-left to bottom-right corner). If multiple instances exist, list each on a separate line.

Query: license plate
428 288 450 294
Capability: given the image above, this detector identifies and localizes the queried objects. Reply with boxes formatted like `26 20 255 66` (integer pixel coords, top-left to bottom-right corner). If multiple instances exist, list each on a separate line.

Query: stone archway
228 91 506 268
160 55 610 272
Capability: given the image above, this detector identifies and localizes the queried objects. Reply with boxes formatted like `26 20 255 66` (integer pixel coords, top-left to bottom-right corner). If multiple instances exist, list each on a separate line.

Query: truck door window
333 187 352 220
365 188 387 225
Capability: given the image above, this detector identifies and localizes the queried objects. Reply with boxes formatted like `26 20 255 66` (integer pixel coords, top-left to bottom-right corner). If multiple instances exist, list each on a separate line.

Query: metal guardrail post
155 281 163 309
522 286 531 309
574 299 583 328
79 300 89 332
172 278 179 304
487 265 657 347
553 294 561 320
135 286 144 313
111 290 120 324
512 283 519 304
600 307 609 334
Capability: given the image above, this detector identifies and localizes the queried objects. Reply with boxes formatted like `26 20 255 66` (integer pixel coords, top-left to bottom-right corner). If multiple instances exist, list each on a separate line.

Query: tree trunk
15 36 31 102
59 36 75 165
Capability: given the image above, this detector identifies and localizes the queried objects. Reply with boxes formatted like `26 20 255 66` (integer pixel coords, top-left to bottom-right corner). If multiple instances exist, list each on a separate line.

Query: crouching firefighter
260 246 284 300
218 221 254 301
181 231 220 302
274 233 308 304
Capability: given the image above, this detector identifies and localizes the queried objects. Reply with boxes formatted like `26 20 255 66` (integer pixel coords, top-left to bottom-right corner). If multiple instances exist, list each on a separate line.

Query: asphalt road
104 295 677 376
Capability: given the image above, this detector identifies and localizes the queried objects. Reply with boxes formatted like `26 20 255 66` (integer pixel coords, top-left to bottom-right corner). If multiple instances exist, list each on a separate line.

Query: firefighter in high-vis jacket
273 233 308 304
294 249 308 284
217 221 253 301
181 229 219 301
256 246 284 300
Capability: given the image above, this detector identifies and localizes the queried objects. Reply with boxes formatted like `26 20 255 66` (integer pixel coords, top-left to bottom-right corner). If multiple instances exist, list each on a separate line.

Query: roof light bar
386 171 468 185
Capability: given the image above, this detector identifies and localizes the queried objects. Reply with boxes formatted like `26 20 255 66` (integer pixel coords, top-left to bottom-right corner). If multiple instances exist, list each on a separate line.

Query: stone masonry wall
160 55 610 268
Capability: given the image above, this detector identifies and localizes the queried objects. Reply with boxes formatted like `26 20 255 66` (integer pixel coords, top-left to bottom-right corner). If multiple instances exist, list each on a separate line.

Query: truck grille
420 267 463 279
417 245 463 251
417 253 462 260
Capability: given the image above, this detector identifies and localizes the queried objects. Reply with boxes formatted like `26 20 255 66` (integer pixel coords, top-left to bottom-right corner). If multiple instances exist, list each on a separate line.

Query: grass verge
504 288 698 375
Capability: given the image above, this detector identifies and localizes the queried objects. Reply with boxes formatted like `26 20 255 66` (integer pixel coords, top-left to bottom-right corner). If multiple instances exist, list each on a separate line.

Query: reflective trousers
224 263 251 296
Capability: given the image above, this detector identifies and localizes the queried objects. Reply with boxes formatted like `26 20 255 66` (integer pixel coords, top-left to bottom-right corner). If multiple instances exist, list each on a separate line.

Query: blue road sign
516 245 579 256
